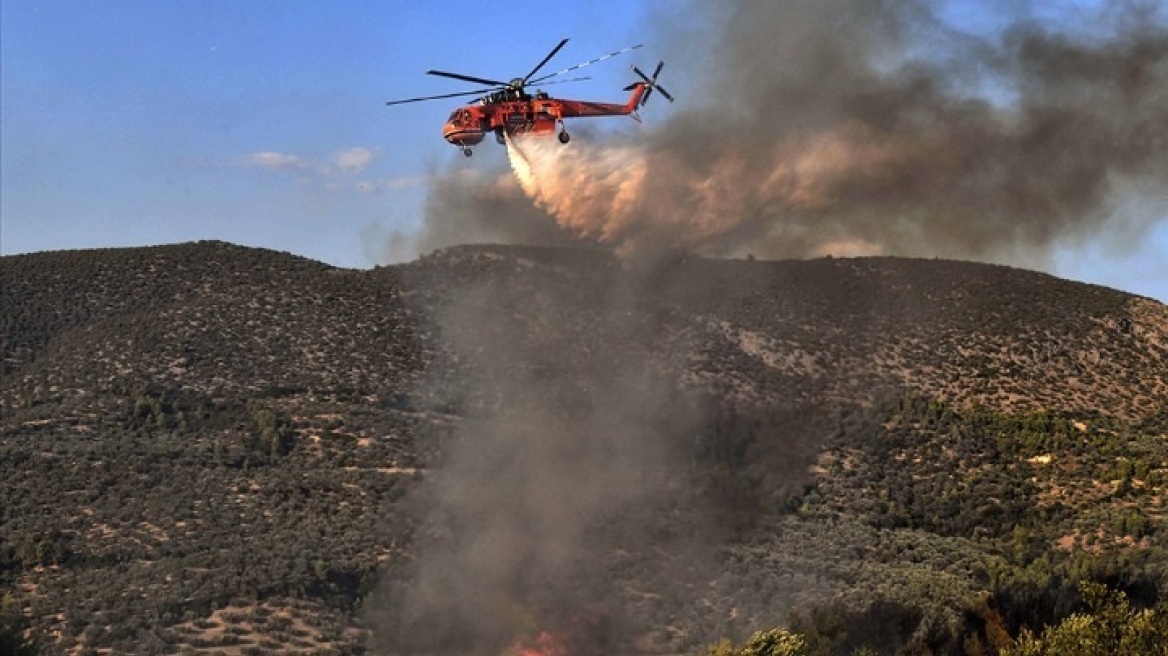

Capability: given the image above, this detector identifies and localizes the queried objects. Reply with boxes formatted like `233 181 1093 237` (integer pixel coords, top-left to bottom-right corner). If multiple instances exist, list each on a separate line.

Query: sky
2 0 1165 303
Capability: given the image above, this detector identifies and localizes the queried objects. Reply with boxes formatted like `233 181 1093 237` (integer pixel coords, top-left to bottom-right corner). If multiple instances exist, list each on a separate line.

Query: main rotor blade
529 43 644 84
533 76 591 87
524 38 570 83
386 88 498 106
426 70 510 87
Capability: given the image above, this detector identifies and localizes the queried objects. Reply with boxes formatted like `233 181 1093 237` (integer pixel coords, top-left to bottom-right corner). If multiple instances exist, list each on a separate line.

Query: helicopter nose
442 122 485 147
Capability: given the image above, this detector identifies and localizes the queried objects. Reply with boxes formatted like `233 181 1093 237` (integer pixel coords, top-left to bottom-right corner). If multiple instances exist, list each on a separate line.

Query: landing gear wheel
558 131 570 144
495 129 506 145
462 148 473 157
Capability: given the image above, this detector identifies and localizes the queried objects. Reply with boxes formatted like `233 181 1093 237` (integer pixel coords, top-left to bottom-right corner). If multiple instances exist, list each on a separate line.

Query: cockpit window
448 111 462 125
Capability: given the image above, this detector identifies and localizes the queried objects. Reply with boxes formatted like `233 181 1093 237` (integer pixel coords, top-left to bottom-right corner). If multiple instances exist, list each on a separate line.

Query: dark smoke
368 2 1168 651
368 265 723 654
407 0 1168 265
412 169 581 256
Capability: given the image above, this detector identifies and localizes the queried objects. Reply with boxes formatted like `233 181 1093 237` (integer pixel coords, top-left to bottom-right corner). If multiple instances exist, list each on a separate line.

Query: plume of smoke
410 169 581 256
368 2 1168 651
410 0 1168 265
369 268 713 654
504 127 905 258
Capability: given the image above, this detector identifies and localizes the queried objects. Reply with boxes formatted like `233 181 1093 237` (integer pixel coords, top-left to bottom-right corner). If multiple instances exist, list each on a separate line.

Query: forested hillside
2 241 1166 655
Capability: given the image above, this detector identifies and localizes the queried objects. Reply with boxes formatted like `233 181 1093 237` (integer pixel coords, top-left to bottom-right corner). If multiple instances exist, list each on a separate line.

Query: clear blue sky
2 1 1165 303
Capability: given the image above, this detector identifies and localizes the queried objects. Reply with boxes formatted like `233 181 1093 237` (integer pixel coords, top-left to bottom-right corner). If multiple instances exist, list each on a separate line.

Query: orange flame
513 630 569 656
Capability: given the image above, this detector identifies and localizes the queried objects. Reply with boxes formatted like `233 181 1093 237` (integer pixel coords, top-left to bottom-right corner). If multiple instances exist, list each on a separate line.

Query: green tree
703 628 807 656
1002 582 1168 656
245 400 295 458
1 590 37 656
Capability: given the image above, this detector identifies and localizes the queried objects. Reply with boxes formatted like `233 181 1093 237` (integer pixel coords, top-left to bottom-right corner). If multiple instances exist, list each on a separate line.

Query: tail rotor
625 61 673 108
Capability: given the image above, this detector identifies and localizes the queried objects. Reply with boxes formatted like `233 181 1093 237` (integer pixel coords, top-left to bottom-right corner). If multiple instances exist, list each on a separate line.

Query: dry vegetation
2 241 1166 655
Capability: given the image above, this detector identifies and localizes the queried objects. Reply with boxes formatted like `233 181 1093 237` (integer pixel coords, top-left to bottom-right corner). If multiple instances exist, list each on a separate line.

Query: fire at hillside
415 0 1168 271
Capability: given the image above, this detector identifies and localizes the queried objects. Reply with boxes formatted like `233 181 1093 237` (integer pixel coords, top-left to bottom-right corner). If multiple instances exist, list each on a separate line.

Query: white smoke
503 125 911 258
410 0 1168 267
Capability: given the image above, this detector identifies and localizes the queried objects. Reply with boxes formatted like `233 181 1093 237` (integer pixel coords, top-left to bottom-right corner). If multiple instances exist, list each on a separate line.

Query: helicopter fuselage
441 82 648 152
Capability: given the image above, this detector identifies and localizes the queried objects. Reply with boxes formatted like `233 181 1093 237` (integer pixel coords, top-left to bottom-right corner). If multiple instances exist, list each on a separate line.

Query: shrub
1002 582 1168 656
703 628 807 656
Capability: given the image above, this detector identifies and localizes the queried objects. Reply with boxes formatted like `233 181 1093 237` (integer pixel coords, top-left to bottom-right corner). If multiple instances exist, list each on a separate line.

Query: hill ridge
3 240 1167 655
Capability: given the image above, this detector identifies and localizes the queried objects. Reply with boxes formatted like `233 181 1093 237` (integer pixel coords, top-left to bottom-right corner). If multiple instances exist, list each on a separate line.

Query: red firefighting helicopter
385 38 672 156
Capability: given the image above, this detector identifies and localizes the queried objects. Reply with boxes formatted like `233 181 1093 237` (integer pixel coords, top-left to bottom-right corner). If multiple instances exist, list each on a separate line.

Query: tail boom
556 83 647 118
